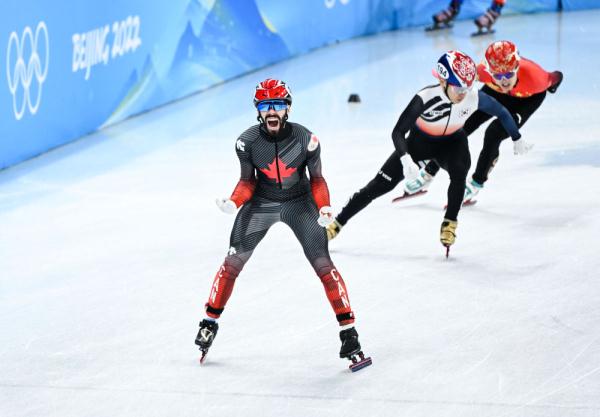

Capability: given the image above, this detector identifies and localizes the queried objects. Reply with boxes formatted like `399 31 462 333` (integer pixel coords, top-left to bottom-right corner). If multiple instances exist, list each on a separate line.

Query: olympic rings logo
6 22 50 120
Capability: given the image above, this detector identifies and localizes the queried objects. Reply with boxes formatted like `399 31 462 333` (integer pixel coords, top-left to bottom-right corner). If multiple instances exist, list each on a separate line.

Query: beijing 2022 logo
6 22 49 120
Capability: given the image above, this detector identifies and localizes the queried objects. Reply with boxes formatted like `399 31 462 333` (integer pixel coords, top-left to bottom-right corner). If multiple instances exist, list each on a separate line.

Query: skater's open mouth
266 116 280 129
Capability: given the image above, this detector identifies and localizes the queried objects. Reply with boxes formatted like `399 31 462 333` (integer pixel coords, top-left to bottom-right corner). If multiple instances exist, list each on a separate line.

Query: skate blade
349 352 373 372
463 199 477 206
425 23 453 32
199 349 209 365
392 190 427 203
471 29 495 37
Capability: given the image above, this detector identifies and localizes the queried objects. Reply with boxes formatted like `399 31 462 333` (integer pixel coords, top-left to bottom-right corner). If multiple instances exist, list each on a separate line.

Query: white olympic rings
6 21 49 120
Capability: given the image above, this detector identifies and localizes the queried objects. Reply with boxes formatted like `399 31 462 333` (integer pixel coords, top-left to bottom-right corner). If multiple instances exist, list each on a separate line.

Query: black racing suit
204 122 355 326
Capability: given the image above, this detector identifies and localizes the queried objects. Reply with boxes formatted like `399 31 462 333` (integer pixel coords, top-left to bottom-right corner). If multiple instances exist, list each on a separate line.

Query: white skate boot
463 178 483 205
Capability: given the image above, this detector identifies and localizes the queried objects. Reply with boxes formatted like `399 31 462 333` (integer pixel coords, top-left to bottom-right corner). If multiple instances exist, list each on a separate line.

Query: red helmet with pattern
436 50 477 88
253 78 292 107
485 40 520 73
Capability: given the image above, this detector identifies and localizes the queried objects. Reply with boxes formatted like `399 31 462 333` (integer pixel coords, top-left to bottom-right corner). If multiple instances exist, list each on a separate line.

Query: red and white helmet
253 78 292 107
485 40 520 73
436 50 477 88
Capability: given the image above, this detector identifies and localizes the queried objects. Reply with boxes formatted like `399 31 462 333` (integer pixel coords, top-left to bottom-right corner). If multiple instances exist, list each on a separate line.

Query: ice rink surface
1 10 599 417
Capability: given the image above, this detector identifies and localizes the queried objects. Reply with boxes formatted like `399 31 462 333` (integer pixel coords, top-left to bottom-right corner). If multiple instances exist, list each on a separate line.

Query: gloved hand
400 154 420 182
513 139 533 155
215 198 237 214
547 71 563 94
317 206 334 227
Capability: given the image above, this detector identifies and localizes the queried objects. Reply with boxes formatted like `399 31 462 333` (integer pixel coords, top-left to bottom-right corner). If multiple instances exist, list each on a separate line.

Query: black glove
547 71 563 94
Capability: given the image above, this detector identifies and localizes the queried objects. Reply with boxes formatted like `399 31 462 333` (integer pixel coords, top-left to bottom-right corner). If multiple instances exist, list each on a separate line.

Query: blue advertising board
0 0 582 169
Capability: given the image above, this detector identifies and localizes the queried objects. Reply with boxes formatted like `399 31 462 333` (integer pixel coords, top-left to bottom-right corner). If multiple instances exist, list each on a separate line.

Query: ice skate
440 219 458 257
326 219 343 241
394 168 433 200
195 319 219 364
472 6 501 36
339 327 372 372
463 178 483 205
426 5 459 32
393 169 433 202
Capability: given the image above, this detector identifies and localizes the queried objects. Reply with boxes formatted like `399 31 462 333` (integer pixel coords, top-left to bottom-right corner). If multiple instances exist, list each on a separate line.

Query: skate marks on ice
3 379 598 415
496 352 600 417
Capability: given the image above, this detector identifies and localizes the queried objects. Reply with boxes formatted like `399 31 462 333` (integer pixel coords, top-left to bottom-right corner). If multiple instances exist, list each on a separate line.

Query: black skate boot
472 1 503 36
339 327 372 372
426 2 460 31
195 319 219 364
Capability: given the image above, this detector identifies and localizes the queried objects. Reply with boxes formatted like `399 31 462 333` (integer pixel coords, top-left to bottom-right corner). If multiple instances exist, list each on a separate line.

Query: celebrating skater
195 78 371 371
403 40 563 204
326 51 523 252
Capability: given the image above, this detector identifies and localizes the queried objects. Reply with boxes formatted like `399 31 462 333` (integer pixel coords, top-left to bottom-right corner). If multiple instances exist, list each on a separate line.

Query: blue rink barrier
0 0 584 169
561 0 600 10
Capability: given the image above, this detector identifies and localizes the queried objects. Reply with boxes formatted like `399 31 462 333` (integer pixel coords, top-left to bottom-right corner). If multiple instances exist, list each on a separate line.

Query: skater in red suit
195 78 370 370
403 40 563 204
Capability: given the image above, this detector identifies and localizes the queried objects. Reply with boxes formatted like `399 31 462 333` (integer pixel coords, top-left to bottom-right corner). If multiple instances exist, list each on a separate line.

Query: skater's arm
547 71 563 94
391 95 424 155
477 90 521 141
306 133 330 209
229 138 256 207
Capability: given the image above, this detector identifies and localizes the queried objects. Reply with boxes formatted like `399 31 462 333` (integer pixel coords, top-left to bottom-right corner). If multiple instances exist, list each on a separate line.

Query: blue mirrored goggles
256 100 289 112
492 71 516 81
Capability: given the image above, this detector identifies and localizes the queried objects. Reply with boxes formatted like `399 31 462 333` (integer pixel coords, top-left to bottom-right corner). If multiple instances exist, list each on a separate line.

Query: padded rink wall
0 0 595 169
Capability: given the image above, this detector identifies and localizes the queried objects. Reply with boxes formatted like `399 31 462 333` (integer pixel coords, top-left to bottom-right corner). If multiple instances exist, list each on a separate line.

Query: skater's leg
282 198 355 326
283 197 368 361
510 91 547 128
204 198 279 319
424 160 441 177
471 92 546 185
439 135 471 221
335 151 403 226
471 119 508 185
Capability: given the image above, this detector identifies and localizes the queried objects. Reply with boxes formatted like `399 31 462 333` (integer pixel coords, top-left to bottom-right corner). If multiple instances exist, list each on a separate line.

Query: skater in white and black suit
405 40 564 204
326 51 525 250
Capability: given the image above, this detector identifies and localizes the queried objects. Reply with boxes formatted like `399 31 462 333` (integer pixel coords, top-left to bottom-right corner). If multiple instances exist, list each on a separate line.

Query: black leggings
425 87 547 184
337 128 470 224
225 194 333 276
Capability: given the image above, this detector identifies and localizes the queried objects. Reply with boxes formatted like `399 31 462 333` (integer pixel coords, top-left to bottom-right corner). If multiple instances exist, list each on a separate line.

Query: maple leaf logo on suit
259 158 297 183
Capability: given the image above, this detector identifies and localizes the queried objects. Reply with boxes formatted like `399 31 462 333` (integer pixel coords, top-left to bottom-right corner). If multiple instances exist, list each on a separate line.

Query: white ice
1 10 599 417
